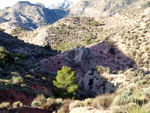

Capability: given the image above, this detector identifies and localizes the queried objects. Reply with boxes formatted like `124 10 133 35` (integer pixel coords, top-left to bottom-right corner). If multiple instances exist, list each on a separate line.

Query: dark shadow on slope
43 8 69 25
39 40 139 98
40 40 137 75
0 31 58 62
0 31 57 105
7 107 52 113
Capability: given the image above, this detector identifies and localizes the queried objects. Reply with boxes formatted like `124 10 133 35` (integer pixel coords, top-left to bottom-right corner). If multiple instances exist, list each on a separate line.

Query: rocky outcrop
78 70 116 96
39 41 133 96
70 107 111 113
39 42 132 76
69 0 146 17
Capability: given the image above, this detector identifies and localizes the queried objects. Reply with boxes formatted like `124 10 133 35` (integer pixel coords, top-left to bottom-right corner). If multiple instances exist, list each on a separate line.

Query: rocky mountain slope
70 0 150 17
1 0 150 113
0 1 68 33
49 0 74 9
0 30 61 111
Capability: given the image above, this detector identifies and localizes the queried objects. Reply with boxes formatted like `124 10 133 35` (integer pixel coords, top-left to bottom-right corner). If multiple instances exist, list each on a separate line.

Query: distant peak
35 3 45 8
17 1 31 4
15 1 45 8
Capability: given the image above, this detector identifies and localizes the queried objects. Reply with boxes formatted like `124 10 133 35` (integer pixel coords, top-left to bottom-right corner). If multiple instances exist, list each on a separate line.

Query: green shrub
91 21 99 27
96 66 111 74
113 91 135 106
57 99 72 113
92 94 114 109
0 102 10 109
33 94 46 106
31 101 42 107
12 76 24 84
42 98 60 111
84 37 91 44
11 53 26 60
142 101 150 113
0 46 14 64
42 98 55 110
13 101 23 108
128 105 143 113
119 91 135 105
0 28 4 31
53 66 79 98
142 88 150 100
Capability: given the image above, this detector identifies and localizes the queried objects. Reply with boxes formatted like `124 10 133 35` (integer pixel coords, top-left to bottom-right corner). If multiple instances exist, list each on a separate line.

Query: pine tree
53 66 79 98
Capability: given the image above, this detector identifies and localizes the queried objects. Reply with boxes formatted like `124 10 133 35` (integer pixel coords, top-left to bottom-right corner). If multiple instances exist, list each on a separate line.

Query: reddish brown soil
0 89 33 106
0 107 52 113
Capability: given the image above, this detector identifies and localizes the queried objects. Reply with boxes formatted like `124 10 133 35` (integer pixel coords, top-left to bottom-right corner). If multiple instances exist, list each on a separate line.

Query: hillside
70 0 150 17
0 1 68 33
1 0 150 113
49 0 74 9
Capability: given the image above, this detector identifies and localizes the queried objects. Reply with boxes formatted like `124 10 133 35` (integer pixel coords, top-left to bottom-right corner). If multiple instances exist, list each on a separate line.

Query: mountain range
0 1 68 33
49 0 74 9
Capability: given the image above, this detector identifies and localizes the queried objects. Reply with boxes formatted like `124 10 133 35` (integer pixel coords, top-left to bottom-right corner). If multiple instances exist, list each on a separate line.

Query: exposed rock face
70 107 111 113
63 47 91 66
39 41 133 95
69 0 147 17
49 0 74 9
78 70 116 96
39 42 132 75
22 28 51 47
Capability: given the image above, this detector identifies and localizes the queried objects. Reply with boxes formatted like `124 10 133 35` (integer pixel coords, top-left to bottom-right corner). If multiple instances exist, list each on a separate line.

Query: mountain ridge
1 0 150 113
0 1 68 33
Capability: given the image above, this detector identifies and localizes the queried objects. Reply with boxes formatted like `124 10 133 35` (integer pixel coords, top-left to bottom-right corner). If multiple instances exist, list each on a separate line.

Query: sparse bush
0 46 14 64
96 66 110 74
53 66 79 98
0 102 10 109
124 69 145 77
33 94 46 106
11 53 26 60
31 101 42 107
118 70 123 74
128 104 143 113
57 99 72 113
113 91 135 105
142 88 150 100
142 101 150 113
112 103 142 113
112 71 117 74
76 101 84 107
12 76 24 84
91 21 99 27
0 28 4 31
84 98 92 106
42 98 56 110
13 101 23 108
84 37 91 44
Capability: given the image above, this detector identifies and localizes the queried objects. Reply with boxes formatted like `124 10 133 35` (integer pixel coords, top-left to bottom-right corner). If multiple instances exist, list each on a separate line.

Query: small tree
0 46 14 65
53 66 79 98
